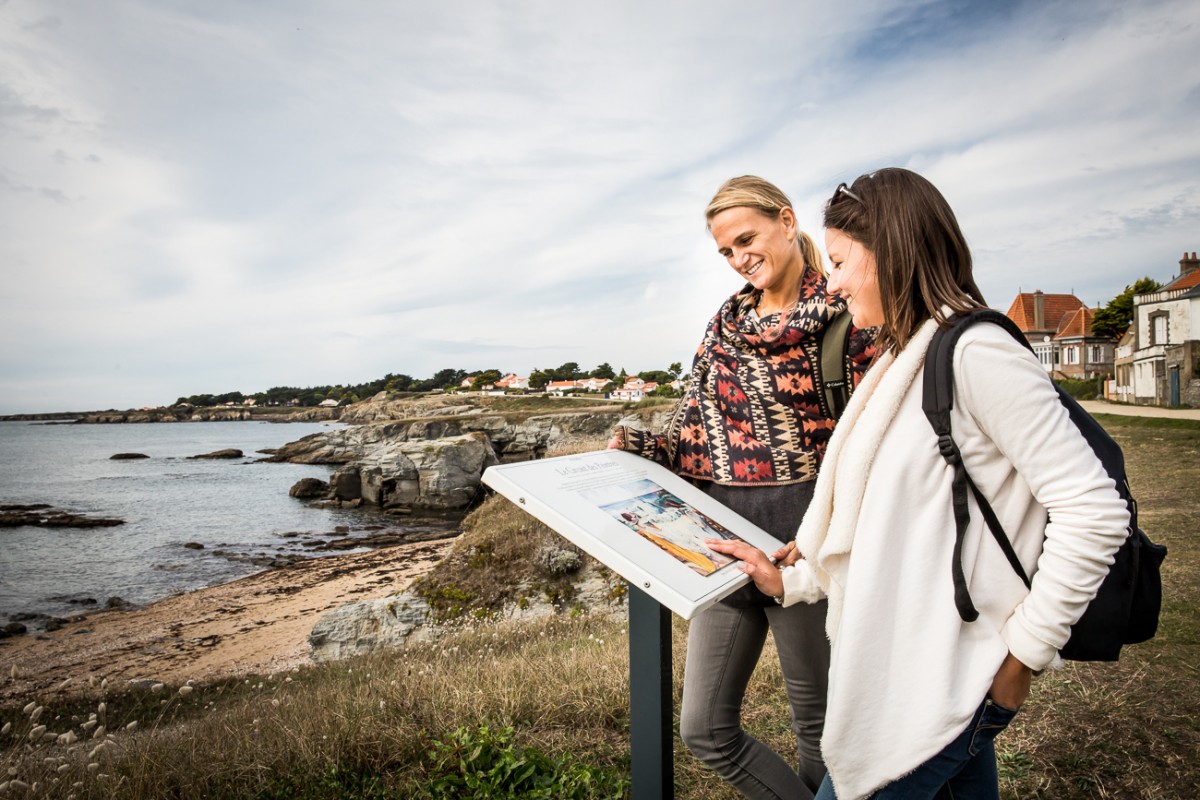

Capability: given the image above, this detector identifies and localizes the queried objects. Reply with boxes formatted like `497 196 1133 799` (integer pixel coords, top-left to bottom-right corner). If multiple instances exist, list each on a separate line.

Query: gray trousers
680 480 828 800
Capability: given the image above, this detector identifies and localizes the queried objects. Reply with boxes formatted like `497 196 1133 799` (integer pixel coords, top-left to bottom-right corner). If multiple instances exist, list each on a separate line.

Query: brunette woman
709 168 1128 799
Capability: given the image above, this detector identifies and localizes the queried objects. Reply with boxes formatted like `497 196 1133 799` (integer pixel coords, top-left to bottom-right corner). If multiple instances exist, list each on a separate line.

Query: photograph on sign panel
579 478 745 576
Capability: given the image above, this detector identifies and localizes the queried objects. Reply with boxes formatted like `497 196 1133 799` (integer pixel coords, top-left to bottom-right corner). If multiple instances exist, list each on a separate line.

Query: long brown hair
706 175 826 277
822 168 984 352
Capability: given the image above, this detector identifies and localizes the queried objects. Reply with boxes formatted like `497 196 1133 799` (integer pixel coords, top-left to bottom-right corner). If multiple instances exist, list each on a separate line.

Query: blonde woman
610 176 874 799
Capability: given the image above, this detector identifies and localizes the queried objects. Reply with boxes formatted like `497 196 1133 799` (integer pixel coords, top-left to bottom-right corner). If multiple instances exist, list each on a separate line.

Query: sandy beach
0 539 454 703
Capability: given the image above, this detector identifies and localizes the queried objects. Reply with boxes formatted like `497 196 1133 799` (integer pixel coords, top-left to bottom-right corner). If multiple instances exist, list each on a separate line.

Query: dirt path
0 539 453 703
1079 400 1200 420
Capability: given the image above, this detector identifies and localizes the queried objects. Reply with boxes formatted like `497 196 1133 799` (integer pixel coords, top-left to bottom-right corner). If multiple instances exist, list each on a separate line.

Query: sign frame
481 449 781 619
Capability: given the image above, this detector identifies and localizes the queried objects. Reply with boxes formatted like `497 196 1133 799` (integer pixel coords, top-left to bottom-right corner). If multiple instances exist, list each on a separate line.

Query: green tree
429 368 469 390
528 369 551 390
385 374 415 393
1092 277 1162 339
668 362 684 380
638 370 673 385
471 369 503 391
591 362 616 380
548 362 584 381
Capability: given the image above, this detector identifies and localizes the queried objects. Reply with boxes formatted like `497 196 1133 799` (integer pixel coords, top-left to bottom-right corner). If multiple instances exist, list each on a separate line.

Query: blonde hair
705 175 826 276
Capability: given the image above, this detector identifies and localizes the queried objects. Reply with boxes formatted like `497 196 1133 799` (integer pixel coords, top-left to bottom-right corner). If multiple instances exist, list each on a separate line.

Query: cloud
0 0 1198 413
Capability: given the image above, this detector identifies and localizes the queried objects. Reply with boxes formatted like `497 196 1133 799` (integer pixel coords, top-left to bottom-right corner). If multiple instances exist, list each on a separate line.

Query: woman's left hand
706 539 783 600
771 540 802 567
989 652 1033 711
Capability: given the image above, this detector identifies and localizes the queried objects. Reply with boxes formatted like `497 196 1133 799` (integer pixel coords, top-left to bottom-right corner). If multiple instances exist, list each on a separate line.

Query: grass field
0 416 1195 798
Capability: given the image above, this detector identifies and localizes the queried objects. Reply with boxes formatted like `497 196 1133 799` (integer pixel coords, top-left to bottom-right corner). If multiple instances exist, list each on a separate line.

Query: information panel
482 450 783 619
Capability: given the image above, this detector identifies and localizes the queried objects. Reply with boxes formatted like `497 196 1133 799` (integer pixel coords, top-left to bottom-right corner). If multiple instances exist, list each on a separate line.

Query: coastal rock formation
289 477 329 499
110 452 150 460
267 409 629 465
268 406 675 515
306 565 623 662
338 392 482 424
308 591 436 660
326 433 499 512
188 448 244 460
0 504 124 528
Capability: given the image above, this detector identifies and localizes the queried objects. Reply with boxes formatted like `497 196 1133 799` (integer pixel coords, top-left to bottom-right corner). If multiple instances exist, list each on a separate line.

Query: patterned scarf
635 268 874 486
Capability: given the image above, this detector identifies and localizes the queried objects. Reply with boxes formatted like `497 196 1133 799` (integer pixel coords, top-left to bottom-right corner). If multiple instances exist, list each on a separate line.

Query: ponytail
797 230 826 277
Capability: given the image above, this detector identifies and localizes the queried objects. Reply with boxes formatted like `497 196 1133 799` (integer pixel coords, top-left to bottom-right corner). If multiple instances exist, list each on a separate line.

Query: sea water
0 420 377 625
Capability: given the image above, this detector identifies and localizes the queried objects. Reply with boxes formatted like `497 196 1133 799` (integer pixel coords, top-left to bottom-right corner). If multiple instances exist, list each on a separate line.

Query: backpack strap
819 310 854 420
922 309 1034 623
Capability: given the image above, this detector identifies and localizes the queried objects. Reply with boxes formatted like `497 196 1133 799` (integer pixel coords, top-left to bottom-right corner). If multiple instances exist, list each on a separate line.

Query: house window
1088 345 1105 363
1151 313 1168 345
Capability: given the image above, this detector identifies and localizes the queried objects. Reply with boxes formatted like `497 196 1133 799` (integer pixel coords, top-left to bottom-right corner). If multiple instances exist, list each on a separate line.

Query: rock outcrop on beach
267 407 634 515
188 448 244 460
306 560 622 661
337 392 481 424
287 433 500 513
268 409 628 465
0 504 124 528
308 592 436 660
270 402 673 515
337 433 498 511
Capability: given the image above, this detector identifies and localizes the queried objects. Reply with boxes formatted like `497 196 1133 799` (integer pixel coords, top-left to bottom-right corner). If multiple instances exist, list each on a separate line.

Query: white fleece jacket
780 319 1129 800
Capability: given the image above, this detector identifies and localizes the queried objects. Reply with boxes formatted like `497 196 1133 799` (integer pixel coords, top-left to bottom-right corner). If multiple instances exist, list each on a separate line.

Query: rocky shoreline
0 503 124 529
0 540 455 703
0 407 340 423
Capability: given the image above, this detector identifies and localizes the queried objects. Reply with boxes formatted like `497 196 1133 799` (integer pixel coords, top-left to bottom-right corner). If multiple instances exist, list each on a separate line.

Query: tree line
1090 277 1162 339
172 278 1160 409
172 361 687 408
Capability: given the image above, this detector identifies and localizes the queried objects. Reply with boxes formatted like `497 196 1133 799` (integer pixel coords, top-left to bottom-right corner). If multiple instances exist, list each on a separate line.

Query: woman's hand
989 652 1033 711
606 430 625 450
771 540 802 567
707 539 783 600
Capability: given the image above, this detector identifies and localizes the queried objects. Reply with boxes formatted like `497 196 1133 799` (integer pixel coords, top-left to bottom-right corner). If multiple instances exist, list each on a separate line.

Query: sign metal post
628 583 674 800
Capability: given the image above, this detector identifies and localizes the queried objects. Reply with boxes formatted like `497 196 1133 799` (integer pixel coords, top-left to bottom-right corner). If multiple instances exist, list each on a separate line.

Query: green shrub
423 724 628 800
1053 376 1103 400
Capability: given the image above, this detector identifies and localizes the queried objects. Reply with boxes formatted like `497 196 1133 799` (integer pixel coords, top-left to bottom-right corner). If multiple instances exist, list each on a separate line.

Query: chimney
1033 290 1045 330
1181 251 1200 277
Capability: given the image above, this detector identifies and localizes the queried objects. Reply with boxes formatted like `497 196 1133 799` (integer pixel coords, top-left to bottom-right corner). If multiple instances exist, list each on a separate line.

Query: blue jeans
814 697 1018 800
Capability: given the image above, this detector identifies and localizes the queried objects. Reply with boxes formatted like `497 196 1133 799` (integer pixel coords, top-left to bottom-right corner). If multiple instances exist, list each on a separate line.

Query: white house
1129 252 1200 406
494 373 530 390
577 377 612 392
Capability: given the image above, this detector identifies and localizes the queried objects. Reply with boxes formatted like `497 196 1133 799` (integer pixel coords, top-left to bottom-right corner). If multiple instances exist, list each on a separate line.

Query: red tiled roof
1005 292 1085 333
1163 269 1200 292
1052 307 1096 340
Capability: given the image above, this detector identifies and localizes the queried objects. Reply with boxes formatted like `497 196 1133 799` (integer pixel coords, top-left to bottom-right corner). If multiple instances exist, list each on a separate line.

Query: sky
1 0 1198 415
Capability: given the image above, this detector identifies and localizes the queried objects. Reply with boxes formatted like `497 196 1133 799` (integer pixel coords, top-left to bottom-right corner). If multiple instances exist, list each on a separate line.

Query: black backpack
922 309 1167 662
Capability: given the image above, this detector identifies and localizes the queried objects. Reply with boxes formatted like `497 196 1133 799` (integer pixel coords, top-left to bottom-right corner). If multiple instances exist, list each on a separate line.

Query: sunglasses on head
834 182 864 204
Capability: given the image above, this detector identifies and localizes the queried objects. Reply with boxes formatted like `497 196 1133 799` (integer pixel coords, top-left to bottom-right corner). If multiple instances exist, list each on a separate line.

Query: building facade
1004 290 1115 378
1128 252 1200 406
